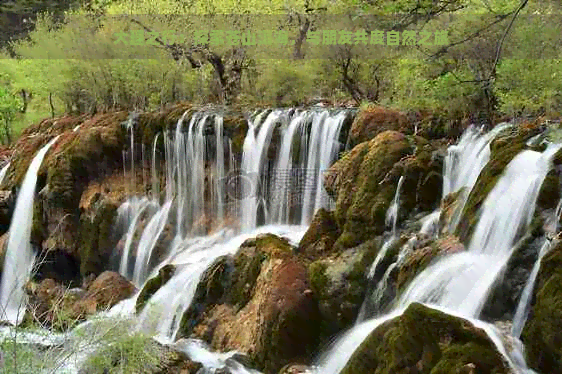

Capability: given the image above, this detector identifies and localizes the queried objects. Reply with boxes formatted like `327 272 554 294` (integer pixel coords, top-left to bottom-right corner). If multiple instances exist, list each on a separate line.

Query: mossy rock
223 111 249 159
340 303 509 374
137 103 193 146
325 131 413 249
308 238 381 341
228 246 266 309
79 198 119 277
296 208 340 261
348 106 411 146
136 264 176 313
537 170 561 211
522 239 562 373
455 125 542 242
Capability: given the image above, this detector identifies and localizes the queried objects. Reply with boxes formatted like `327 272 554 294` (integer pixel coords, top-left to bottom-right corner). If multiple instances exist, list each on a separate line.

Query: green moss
522 240 562 373
178 256 232 338
254 233 292 257
330 131 412 249
138 103 192 146
297 208 340 261
537 171 561 211
79 200 118 277
308 261 329 297
341 303 509 374
308 239 382 341
135 264 176 313
223 112 249 158
30 198 46 247
396 243 439 294
229 247 266 309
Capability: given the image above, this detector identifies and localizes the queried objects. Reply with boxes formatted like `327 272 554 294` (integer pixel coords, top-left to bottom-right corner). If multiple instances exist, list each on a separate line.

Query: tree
0 86 22 144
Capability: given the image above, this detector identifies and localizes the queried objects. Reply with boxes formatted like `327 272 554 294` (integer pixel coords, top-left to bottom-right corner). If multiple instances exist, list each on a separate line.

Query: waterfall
151 133 160 201
118 197 158 278
511 239 551 338
137 225 307 342
240 110 282 231
442 123 511 231
240 109 347 231
317 132 558 374
0 161 10 185
131 200 173 286
125 109 347 343
400 144 561 316
386 175 404 236
355 176 405 321
0 136 60 325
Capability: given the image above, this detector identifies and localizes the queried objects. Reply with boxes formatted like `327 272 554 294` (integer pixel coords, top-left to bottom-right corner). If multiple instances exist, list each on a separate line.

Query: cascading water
115 108 349 342
356 176 404 321
137 225 307 342
400 145 561 316
240 109 348 231
316 132 559 374
511 239 551 338
442 123 511 232
0 136 60 325
0 161 10 185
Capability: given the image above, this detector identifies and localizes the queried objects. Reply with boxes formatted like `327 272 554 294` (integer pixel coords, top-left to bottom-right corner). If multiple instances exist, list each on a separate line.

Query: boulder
396 235 465 294
180 234 320 374
73 271 136 316
340 303 509 374
482 226 543 321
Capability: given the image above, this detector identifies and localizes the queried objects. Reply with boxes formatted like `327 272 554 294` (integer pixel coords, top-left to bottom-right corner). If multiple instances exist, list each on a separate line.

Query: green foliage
81 331 162 374
0 0 560 138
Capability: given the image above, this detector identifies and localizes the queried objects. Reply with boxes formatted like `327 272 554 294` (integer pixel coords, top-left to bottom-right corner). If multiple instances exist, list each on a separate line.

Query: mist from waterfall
0 136 60 325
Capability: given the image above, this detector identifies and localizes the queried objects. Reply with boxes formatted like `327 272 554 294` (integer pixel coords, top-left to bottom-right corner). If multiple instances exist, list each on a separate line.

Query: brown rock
297 208 340 261
75 271 135 313
185 235 320 374
348 106 410 146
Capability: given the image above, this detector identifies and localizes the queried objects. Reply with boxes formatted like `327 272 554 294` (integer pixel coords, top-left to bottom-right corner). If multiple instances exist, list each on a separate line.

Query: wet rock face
0 189 15 234
308 238 380 341
455 123 544 242
136 264 176 313
179 234 320 374
78 195 119 278
340 303 509 374
396 235 465 295
324 131 413 249
297 208 340 261
482 232 543 321
522 239 562 373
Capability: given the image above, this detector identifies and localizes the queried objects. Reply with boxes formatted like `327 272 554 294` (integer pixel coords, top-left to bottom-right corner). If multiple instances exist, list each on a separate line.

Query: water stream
0 136 60 325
